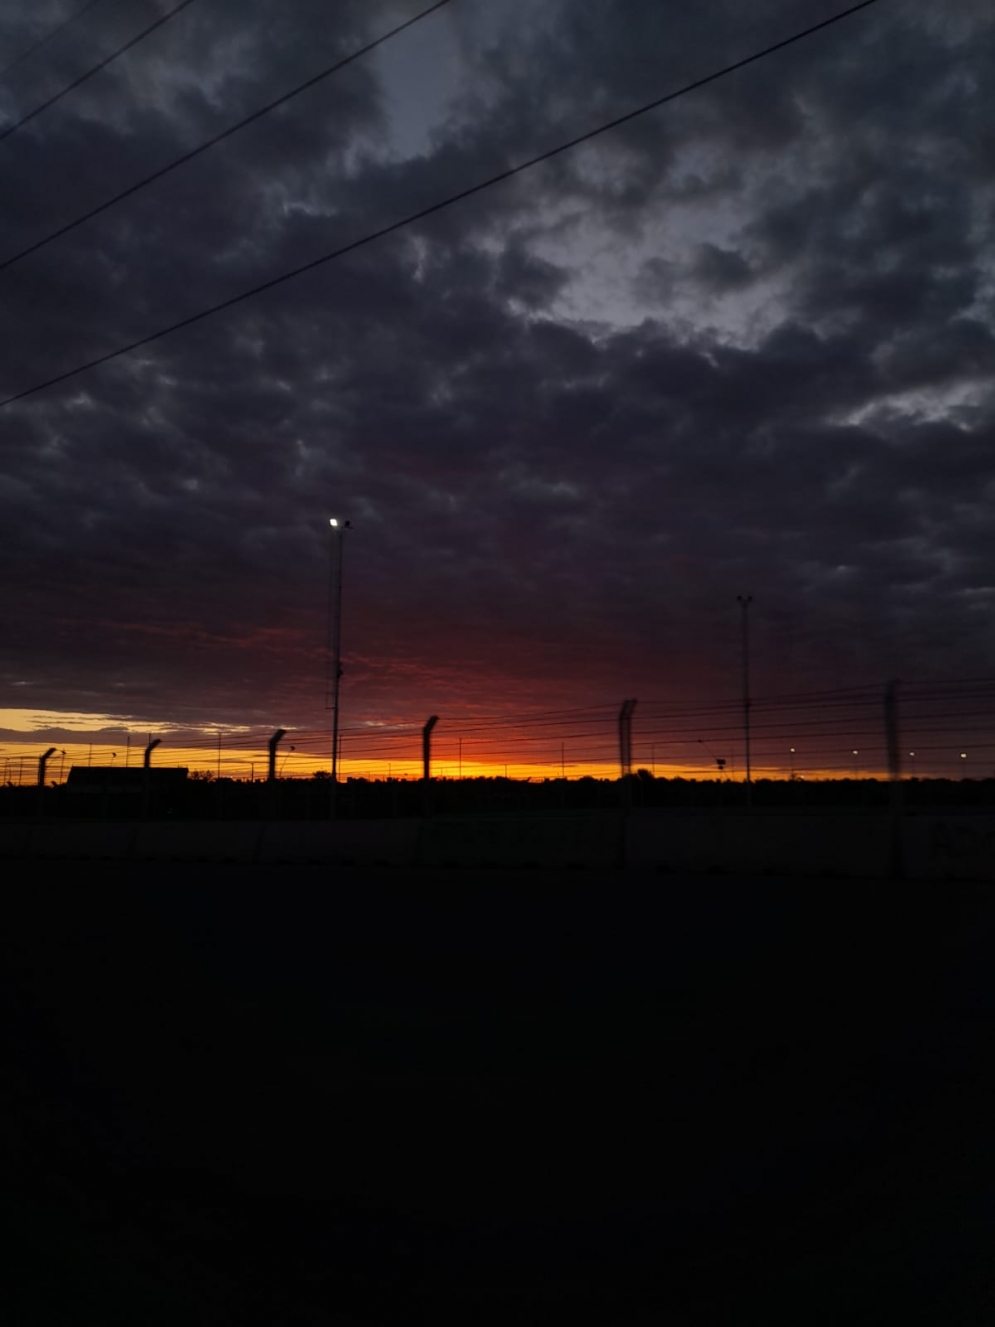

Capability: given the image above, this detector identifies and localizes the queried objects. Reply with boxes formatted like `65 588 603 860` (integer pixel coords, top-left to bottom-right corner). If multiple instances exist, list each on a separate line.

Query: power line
0 0 199 145
0 0 456 276
0 0 883 409
0 0 107 81
441 702 615 723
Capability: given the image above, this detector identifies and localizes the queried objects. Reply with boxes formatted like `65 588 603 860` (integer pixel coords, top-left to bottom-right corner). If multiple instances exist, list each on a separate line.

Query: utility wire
0 0 883 409
0 0 455 276
0 0 199 145
0 0 107 80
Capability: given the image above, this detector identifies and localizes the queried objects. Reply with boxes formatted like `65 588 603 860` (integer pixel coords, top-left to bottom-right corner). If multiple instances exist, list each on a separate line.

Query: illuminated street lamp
328 517 351 813
789 747 796 779
851 749 859 778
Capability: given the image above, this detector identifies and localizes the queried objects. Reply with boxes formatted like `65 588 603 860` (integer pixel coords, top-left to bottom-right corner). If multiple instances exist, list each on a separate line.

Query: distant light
329 518 338 527
852 750 858 756
909 751 915 757
960 752 967 759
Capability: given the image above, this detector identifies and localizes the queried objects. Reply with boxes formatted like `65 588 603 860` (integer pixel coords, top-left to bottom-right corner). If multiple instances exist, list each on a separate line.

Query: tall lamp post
328 518 351 815
737 595 753 796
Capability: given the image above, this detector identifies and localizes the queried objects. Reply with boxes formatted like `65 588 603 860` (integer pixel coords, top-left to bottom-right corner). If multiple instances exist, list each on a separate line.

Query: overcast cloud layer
1 0 993 734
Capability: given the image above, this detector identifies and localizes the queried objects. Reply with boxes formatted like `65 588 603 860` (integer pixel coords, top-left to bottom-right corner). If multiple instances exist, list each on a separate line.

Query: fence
2 676 995 790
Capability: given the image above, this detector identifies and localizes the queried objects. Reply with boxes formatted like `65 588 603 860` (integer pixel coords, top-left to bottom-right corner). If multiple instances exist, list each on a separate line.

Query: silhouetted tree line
1 771 993 821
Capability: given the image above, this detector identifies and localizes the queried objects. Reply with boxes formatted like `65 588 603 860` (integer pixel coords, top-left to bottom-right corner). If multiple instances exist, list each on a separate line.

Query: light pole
908 751 915 778
852 750 859 778
737 595 753 795
789 747 796 779
328 517 351 814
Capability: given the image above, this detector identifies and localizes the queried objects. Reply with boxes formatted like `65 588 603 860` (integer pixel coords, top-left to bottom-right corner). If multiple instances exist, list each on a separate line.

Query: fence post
884 680 904 879
36 746 56 820
267 730 286 783
618 698 637 807
142 738 161 819
267 729 287 820
422 716 439 817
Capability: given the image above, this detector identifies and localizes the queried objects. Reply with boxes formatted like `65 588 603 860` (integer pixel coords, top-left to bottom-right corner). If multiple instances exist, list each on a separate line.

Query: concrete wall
13 820 136 861
420 814 620 870
626 811 995 881
258 819 419 867
133 821 261 864
626 811 894 879
0 819 423 868
903 815 995 881
2 811 993 879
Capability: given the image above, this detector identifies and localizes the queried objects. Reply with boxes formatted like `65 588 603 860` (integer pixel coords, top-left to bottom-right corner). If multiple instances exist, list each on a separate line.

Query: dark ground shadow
2 866 993 1324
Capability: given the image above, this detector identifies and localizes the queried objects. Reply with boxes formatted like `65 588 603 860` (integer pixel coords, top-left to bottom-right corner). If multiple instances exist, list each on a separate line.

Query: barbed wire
3 676 995 783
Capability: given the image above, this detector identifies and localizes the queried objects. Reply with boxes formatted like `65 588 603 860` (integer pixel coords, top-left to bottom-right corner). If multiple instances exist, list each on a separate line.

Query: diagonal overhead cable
0 0 455 275
0 0 883 409
0 0 108 81
0 0 199 144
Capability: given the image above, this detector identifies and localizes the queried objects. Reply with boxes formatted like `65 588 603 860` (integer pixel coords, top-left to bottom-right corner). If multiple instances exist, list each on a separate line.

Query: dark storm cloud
691 243 755 292
0 0 992 733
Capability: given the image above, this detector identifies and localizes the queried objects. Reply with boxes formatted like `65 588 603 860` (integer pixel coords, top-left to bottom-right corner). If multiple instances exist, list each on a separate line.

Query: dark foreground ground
2 867 993 1324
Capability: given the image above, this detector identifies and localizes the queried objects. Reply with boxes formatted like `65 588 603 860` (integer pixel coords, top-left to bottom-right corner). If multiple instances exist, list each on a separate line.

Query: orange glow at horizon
0 737 908 785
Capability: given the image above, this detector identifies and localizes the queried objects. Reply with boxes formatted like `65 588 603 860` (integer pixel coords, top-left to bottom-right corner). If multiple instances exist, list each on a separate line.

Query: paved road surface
3 866 993 1323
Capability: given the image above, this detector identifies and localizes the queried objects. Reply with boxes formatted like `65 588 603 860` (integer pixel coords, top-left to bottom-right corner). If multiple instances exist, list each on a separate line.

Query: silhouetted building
66 766 188 793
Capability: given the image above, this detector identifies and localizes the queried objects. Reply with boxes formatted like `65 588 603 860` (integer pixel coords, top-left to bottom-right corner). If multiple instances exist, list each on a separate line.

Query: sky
0 0 993 776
